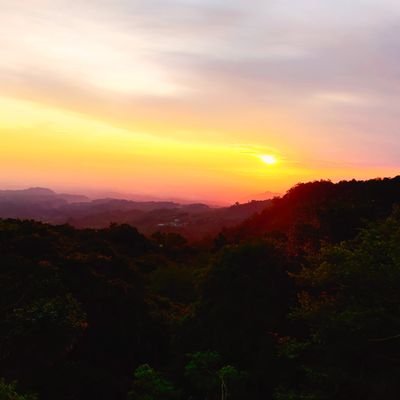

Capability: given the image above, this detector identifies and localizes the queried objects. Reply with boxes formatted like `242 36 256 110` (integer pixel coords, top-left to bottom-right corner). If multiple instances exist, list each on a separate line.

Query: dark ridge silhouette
224 176 400 248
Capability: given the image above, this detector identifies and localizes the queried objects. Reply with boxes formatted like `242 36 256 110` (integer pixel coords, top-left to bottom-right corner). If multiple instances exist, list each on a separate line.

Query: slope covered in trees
226 176 400 248
0 177 400 399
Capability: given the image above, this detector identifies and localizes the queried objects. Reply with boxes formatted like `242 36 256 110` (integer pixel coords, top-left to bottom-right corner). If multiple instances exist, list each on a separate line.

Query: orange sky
1 1 399 204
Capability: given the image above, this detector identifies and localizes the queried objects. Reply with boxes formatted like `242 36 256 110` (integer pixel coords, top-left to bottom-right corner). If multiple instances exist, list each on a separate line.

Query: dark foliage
0 177 399 399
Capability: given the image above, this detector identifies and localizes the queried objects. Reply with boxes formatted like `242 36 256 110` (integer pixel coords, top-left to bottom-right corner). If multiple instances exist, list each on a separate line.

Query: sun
259 154 278 165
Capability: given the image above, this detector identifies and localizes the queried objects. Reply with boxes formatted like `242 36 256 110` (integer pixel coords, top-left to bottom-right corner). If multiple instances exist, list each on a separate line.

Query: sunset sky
1 0 400 203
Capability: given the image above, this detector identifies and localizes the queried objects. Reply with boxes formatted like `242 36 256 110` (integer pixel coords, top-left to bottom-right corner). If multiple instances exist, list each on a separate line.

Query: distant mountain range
0 187 273 240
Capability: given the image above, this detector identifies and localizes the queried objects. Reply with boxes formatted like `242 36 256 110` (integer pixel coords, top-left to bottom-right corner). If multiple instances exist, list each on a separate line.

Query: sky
1 0 400 203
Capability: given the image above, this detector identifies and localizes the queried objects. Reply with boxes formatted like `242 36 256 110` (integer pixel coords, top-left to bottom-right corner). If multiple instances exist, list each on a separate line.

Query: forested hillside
1 177 400 400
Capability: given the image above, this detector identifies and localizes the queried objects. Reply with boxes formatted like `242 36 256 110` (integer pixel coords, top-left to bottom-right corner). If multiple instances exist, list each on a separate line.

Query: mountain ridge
0 186 273 240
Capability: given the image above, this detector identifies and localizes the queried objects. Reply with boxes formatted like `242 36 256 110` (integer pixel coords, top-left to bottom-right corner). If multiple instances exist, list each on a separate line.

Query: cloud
1 0 400 168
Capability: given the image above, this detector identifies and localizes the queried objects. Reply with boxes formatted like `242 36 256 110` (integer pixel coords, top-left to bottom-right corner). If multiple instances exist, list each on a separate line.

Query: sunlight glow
259 154 278 165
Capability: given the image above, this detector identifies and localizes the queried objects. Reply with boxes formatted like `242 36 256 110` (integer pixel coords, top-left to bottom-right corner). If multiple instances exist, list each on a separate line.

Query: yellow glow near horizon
260 154 278 165
0 96 295 202
1 95 398 204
